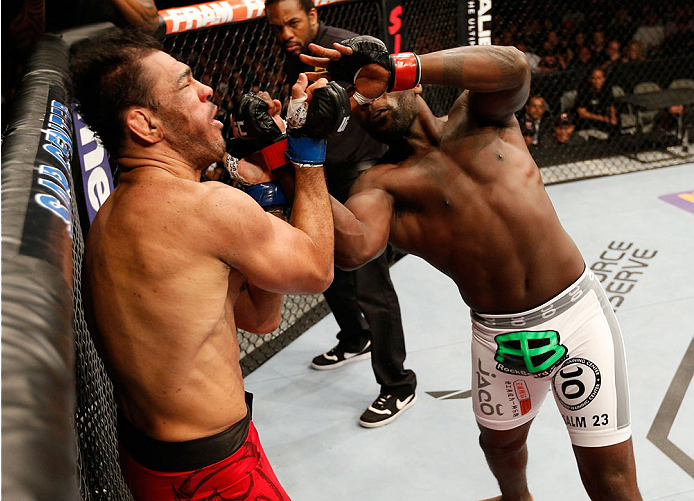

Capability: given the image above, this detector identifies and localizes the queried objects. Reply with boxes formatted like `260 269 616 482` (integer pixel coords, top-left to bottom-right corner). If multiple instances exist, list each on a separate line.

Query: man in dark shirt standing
576 67 618 137
265 0 417 427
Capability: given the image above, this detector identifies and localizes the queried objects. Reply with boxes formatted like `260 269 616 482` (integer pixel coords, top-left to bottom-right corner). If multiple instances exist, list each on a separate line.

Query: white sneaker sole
310 351 371 370
358 394 417 428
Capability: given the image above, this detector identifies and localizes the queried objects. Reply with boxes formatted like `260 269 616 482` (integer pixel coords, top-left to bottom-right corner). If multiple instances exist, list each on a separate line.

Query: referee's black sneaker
359 391 417 428
311 339 372 370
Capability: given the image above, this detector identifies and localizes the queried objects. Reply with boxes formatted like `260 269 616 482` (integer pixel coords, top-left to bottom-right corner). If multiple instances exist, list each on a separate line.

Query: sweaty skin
303 43 642 501
84 51 334 442
321 45 585 313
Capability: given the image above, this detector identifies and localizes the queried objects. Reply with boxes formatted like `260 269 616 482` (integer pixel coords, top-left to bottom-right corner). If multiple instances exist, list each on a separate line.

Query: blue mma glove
285 81 350 167
244 181 287 210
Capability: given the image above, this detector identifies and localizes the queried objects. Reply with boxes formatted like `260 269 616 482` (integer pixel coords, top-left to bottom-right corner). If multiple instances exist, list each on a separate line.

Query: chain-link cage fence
402 0 461 117
69 0 693 499
493 0 693 182
406 0 694 181
73 181 134 501
159 0 386 377
159 0 693 377
161 0 383 154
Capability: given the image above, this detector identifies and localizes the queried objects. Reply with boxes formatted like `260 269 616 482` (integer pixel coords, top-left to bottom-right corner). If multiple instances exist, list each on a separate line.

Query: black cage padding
1 33 80 501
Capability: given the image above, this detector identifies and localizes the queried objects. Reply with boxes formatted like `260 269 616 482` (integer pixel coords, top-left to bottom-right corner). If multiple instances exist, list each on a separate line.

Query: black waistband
118 391 253 472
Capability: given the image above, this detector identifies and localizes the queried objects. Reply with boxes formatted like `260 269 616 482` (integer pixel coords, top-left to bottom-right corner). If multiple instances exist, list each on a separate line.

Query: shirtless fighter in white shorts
299 36 643 500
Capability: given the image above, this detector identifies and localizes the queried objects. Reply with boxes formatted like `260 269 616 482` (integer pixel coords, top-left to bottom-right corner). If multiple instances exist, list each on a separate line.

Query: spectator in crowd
621 39 647 63
562 8 585 31
572 31 589 57
516 43 540 73
601 40 622 70
546 30 561 51
650 104 694 148
552 111 586 146
265 0 417 428
521 122 536 148
499 28 516 47
608 7 636 45
537 46 564 74
633 8 666 55
517 95 553 148
659 10 694 56
562 47 576 67
519 18 542 51
554 27 573 59
590 28 607 65
571 46 594 69
576 67 618 137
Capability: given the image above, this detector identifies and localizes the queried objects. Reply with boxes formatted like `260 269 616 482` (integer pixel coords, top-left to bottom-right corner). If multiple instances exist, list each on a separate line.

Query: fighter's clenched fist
300 35 420 105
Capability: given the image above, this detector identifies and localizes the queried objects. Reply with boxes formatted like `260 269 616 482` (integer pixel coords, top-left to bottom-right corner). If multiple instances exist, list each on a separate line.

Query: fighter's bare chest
386 155 473 218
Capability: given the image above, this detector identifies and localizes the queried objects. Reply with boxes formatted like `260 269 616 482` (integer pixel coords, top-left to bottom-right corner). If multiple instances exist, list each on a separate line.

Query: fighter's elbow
303 265 334 294
510 47 531 83
254 317 281 334
317 267 335 292
336 260 362 272
335 248 371 271
239 311 281 334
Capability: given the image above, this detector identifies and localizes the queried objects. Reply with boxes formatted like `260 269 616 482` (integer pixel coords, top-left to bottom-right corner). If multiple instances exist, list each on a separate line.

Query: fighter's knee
478 430 527 459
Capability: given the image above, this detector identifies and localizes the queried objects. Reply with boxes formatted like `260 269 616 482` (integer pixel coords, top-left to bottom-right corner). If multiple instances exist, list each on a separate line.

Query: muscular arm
418 45 531 120
304 43 530 122
287 166 335 282
110 0 160 34
331 181 393 271
207 167 334 295
234 281 283 333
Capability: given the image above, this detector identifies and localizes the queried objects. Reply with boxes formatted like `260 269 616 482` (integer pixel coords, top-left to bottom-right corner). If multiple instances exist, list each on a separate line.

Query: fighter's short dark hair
70 27 162 156
264 0 315 15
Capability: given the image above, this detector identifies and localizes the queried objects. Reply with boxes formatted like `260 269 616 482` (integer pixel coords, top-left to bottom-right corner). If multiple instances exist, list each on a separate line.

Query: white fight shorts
471 267 632 447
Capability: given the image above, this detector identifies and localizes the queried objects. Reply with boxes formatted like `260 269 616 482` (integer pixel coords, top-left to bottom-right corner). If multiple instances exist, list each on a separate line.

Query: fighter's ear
308 7 318 26
126 107 163 144
413 84 423 95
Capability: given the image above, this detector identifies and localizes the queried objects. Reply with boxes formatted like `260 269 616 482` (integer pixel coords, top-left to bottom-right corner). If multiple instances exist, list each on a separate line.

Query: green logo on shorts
494 330 567 375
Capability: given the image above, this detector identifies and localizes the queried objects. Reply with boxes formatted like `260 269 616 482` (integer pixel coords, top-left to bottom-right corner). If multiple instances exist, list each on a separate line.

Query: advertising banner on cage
382 0 404 53
72 105 115 224
160 0 351 34
18 88 74 278
463 0 492 46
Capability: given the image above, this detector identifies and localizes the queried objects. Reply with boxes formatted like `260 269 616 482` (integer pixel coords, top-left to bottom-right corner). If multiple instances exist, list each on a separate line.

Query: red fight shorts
118 403 290 500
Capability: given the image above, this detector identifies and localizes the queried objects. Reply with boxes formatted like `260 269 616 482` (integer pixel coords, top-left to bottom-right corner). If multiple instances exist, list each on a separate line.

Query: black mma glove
330 35 421 104
229 93 288 170
285 81 350 167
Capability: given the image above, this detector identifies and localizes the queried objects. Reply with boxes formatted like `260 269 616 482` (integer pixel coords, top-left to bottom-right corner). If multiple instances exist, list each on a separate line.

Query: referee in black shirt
265 0 417 428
